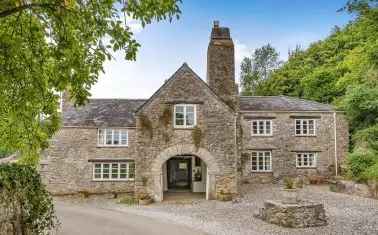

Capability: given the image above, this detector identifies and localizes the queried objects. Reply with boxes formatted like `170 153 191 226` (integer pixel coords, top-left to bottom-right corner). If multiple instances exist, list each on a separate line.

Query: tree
0 0 181 165
240 44 282 95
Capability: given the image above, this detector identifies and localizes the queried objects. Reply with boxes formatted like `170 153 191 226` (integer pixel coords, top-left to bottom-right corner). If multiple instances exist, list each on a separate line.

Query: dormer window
98 129 128 147
174 104 196 128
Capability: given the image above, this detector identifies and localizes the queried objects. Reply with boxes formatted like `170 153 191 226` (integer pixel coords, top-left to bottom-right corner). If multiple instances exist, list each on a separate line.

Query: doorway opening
162 155 206 200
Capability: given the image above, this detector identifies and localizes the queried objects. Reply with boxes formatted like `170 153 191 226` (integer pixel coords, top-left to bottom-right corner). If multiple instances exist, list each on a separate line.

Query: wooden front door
167 157 192 190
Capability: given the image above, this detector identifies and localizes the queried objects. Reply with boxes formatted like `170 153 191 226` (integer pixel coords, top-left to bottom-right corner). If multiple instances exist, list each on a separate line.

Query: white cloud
125 15 143 34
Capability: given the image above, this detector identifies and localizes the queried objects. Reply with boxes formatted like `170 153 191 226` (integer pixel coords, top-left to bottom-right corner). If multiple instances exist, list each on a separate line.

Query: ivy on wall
192 126 202 150
0 163 58 234
139 114 153 139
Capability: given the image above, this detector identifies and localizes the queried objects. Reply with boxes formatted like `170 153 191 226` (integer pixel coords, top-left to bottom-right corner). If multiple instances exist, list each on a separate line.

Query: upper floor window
174 104 196 128
93 161 135 181
296 152 317 168
251 120 272 136
295 119 316 136
98 129 128 147
251 151 272 172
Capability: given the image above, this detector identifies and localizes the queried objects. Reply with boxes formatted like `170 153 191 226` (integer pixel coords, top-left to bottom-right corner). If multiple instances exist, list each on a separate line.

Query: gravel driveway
103 184 378 235
54 200 206 235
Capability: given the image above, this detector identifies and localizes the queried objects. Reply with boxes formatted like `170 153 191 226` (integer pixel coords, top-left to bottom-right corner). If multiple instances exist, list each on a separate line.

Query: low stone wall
330 180 378 199
256 200 328 228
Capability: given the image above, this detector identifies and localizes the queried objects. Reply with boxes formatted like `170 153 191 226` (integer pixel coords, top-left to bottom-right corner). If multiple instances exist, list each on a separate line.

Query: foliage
363 162 378 181
139 114 153 139
283 177 295 189
0 146 11 159
352 124 378 150
159 105 172 126
240 44 282 95
192 126 202 150
341 84 378 132
346 149 378 182
118 194 137 205
0 163 58 234
0 0 181 165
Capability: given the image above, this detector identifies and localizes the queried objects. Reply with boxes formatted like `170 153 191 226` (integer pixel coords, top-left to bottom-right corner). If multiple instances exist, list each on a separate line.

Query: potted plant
138 193 153 205
218 189 233 201
282 177 298 204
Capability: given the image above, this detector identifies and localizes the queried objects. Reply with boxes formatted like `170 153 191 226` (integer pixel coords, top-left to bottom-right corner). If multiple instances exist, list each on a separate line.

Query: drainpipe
333 112 338 177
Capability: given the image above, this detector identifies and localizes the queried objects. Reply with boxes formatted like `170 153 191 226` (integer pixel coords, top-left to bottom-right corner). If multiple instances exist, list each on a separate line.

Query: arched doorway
150 144 219 202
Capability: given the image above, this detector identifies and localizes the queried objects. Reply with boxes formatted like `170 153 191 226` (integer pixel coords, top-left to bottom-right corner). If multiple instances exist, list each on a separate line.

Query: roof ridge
89 98 147 101
281 95 333 107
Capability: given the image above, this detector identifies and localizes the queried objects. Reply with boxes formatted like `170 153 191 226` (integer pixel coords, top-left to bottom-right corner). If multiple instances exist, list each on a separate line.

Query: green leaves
0 0 181 164
0 163 58 233
240 44 282 96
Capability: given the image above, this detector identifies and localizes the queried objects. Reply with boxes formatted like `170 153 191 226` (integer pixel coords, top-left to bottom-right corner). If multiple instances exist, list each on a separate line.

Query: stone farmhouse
41 22 349 201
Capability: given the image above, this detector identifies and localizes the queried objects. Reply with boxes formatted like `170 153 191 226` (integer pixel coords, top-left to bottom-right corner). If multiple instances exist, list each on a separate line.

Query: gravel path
70 184 378 235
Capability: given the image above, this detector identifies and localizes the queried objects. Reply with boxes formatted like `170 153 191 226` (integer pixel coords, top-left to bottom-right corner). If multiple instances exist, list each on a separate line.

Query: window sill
96 145 129 148
251 135 273 137
294 135 317 137
173 127 196 130
251 171 273 173
92 179 135 182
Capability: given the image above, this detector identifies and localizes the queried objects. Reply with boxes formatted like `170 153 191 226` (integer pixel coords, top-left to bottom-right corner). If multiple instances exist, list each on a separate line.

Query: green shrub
283 177 295 189
0 163 58 234
118 195 138 205
363 162 378 181
346 149 378 182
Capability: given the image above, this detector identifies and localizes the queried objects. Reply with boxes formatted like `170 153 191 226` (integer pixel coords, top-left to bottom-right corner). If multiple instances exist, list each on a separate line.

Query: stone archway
150 144 220 201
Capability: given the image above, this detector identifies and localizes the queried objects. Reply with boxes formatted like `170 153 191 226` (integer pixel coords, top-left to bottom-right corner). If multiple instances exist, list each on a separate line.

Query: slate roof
63 99 146 127
240 96 334 112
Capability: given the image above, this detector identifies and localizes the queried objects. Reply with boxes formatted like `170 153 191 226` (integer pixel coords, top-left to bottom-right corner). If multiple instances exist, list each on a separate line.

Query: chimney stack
207 21 236 108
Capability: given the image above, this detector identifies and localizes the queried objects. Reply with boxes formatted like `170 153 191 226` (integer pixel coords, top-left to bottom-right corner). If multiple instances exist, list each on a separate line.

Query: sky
90 0 353 99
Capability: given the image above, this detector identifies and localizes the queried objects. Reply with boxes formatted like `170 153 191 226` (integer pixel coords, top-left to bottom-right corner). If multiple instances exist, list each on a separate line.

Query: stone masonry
40 21 349 201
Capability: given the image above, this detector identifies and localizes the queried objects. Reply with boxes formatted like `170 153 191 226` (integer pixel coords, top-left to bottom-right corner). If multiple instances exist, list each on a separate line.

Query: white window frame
295 119 316 136
251 151 272 172
173 104 197 129
92 161 135 181
296 152 317 168
251 120 273 136
97 129 128 147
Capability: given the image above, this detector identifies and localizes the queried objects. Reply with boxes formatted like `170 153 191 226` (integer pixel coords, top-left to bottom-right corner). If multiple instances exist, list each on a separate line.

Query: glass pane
120 163 127 178
186 112 195 126
266 121 271 134
106 129 112 145
103 164 110 179
186 105 194 113
129 162 135 179
121 131 128 145
252 122 258 134
175 118 184 126
297 154 302 166
98 129 104 145
111 163 118 179
175 105 184 113
113 130 119 145
259 121 264 134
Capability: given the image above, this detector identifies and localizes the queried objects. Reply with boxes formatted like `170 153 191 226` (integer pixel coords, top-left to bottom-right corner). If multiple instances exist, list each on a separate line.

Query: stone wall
240 111 348 182
40 127 137 195
136 66 238 200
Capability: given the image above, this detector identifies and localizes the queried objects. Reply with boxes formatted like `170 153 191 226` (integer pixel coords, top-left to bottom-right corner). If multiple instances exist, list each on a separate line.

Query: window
295 119 316 136
98 129 128 146
93 161 135 181
296 152 317 168
251 120 272 136
251 151 272 172
174 104 196 128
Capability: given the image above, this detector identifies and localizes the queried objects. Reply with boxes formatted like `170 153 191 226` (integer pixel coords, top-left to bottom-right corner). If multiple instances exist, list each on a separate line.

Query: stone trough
256 200 328 228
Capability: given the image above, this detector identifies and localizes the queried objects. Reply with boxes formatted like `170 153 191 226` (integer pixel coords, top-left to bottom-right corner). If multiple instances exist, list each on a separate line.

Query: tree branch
0 3 59 18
